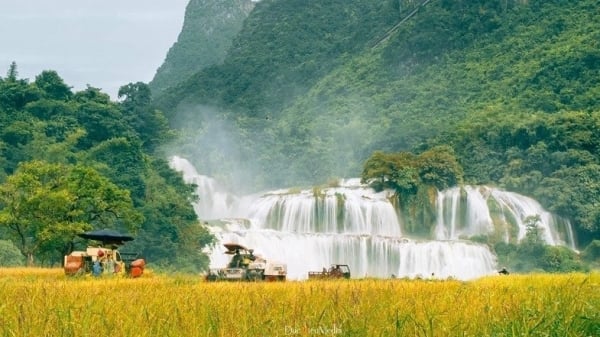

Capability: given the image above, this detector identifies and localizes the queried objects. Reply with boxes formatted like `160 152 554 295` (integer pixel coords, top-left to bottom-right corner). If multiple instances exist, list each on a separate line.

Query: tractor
63 229 146 278
308 264 351 279
205 243 287 281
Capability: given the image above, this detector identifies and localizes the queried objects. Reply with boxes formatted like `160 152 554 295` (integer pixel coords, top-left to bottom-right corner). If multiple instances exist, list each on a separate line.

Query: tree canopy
0 65 214 271
0 161 140 265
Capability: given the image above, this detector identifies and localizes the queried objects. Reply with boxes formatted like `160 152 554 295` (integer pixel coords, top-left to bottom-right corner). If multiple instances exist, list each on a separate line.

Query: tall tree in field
0 161 142 265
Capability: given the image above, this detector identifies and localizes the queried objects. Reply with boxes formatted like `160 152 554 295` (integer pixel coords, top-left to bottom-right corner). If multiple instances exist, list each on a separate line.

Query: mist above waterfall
165 104 267 195
170 156 576 280
165 92 384 194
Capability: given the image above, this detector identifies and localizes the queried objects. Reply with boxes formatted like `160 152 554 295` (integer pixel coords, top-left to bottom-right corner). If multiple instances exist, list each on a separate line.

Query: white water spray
435 186 576 249
170 156 576 280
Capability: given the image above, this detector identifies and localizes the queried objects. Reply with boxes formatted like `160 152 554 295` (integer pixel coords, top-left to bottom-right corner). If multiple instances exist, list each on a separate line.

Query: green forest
0 66 213 271
2 0 600 271
153 0 600 259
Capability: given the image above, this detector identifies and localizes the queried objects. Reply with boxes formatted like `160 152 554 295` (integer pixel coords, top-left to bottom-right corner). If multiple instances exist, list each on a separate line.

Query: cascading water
170 156 575 280
169 156 240 220
435 186 576 249
243 179 402 237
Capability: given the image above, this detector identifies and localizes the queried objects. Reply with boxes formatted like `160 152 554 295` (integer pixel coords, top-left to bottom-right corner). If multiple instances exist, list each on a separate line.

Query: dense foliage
0 161 142 266
361 146 463 193
0 66 214 270
493 216 587 273
360 147 464 236
152 0 600 252
441 111 600 246
149 0 254 95
0 240 24 266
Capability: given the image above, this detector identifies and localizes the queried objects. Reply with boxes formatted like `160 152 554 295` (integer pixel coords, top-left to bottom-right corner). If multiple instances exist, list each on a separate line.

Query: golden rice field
1 268 599 337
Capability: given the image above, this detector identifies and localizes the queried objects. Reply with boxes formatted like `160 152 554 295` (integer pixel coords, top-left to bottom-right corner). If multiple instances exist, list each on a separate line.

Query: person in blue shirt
92 260 102 276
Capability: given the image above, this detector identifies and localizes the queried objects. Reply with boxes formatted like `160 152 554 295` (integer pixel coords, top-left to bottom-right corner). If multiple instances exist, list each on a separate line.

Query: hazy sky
0 0 189 99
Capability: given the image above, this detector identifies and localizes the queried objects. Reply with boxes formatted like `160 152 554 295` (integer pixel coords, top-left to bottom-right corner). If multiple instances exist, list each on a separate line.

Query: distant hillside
276 0 600 180
153 0 598 185
149 0 254 95
151 0 600 245
155 0 402 115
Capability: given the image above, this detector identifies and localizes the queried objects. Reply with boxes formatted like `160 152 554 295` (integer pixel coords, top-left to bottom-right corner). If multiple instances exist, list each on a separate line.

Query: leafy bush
468 234 489 245
540 246 587 273
582 240 600 262
0 240 24 267
494 239 588 273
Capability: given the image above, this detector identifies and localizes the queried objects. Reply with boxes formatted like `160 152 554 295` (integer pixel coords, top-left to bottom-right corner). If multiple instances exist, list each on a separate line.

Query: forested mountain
149 0 254 95
152 0 600 249
2 0 599 269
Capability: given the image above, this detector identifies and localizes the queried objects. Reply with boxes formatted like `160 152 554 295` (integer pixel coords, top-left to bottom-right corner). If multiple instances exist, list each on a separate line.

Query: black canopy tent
77 229 134 245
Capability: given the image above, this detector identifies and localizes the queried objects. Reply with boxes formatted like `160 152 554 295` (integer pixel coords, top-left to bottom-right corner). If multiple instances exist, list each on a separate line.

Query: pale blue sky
0 0 189 99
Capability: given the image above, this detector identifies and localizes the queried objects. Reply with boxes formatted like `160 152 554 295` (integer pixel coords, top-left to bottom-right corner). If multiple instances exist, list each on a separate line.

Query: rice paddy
1 268 598 337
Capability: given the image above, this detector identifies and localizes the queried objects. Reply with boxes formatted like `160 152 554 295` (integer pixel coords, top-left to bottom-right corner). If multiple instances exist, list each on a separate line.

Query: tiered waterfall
170 156 575 280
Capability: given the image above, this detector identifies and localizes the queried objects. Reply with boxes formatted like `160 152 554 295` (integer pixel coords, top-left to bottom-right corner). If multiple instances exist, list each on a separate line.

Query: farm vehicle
63 229 146 278
205 243 287 282
64 247 145 278
308 264 351 279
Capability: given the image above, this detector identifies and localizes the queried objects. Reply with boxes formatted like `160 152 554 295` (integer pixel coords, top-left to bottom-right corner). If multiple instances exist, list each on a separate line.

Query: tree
72 85 111 104
524 215 544 245
74 101 132 149
34 70 73 101
66 164 143 232
582 240 600 263
416 145 464 190
84 138 147 204
0 161 142 265
540 245 586 273
361 151 393 189
25 99 75 120
361 151 419 193
6 61 18 81
0 240 24 266
0 68 42 111
118 82 151 109
118 82 173 152
362 147 464 195
513 214 547 268
537 164 600 241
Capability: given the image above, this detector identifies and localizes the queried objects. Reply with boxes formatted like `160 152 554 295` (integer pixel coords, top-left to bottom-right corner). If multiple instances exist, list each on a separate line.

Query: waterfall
169 156 240 220
434 186 576 249
170 156 576 280
208 229 497 281
243 181 402 236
